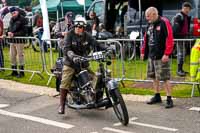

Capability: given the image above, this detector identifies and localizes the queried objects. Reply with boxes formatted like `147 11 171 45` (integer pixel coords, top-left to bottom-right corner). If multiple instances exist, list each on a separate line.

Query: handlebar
88 50 112 61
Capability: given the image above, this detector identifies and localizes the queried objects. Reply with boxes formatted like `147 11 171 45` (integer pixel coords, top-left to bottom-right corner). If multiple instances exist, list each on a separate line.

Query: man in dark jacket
89 11 99 37
58 16 107 114
141 7 174 108
7 6 28 78
55 11 74 57
172 2 192 76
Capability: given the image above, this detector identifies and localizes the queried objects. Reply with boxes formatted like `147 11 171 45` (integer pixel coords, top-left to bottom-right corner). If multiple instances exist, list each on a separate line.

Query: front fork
106 79 119 104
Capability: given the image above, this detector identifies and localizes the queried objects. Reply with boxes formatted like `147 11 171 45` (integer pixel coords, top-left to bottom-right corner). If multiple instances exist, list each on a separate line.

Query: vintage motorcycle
53 51 129 125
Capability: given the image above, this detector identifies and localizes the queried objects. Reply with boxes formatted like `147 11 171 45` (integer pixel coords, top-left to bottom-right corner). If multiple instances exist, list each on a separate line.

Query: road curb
0 79 169 102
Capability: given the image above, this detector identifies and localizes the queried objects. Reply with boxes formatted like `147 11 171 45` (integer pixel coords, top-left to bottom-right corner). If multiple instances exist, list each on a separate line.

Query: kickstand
120 80 125 88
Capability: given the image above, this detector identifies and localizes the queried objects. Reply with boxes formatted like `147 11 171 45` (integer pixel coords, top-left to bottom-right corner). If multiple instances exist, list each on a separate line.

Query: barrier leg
47 74 54 86
191 84 195 97
29 72 36 81
29 72 44 81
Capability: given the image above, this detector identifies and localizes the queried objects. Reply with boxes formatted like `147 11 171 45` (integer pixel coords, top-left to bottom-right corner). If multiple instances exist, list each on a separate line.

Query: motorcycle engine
77 70 95 104
81 89 95 104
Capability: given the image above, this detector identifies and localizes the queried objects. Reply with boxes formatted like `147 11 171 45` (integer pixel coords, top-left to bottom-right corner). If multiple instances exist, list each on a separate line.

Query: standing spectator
141 7 174 108
98 23 113 39
120 5 128 28
32 10 47 52
89 11 99 37
7 7 28 78
33 10 43 28
55 11 74 57
25 12 33 36
49 20 56 38
172 2 192 76
106 2 117 33
190 39 200 82
0 18 4 71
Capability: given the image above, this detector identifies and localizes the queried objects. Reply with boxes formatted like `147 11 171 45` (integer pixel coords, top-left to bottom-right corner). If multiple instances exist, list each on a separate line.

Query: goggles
74 21 86 27
75 25 84 29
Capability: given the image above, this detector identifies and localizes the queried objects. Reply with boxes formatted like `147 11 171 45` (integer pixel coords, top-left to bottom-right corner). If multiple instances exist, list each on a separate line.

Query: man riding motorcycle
58 16 108 114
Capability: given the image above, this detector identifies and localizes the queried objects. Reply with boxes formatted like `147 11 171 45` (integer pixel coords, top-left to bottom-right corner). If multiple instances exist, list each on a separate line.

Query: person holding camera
55 11 74 57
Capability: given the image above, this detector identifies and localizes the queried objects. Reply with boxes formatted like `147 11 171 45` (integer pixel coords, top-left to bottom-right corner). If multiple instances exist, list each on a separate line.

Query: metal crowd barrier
0 36 44 81
42 39 125 86
1 36 199 97
41 38 60 85
109 38 200 97
37 38 200 96
97 40 125 80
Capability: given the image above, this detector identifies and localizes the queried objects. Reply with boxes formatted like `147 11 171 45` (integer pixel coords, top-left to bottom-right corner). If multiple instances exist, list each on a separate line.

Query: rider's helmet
74 15 87 28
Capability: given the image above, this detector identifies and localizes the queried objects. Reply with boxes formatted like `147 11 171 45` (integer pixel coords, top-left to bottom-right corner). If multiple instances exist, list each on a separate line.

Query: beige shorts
60 65 97 90
60 65 75 89
147 58 171 81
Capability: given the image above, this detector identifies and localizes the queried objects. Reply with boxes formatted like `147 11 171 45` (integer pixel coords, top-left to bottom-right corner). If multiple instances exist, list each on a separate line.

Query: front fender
106 79 118 91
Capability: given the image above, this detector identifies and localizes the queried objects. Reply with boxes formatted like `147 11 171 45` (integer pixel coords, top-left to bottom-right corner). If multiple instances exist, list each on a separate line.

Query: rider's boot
58 89 68 114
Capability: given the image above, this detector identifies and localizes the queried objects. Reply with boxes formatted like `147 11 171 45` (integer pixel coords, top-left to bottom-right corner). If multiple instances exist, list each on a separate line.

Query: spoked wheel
109 89 129 126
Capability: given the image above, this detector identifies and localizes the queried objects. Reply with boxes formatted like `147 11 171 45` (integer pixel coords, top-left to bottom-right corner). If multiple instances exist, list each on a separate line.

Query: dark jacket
172 12 191 38
141 16 174 60
63 30 107 68
7 14 28 43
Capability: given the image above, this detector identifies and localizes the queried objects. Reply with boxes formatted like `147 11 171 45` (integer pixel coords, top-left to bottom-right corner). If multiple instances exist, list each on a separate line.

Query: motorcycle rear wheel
109 89 129 126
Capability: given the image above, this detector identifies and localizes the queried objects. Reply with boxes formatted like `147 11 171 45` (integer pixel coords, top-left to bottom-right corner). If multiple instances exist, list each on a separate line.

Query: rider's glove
79 57 89 68
72 57 81 64
73 57 89 68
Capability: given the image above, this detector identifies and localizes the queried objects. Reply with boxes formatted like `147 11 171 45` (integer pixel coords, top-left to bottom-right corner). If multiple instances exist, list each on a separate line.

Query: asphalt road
0 87 200 133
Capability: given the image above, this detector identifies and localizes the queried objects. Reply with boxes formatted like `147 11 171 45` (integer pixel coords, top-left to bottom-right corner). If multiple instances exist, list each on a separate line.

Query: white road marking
0 109 74 129
189 107 200 111
90 132 98 133
103 127 135 133
0 104 9 108
113 116 178 132
129 121 178 132
113 117 138 126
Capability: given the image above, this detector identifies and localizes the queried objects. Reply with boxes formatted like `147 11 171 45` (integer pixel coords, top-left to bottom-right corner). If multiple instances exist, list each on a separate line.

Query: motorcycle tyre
109 89 129 126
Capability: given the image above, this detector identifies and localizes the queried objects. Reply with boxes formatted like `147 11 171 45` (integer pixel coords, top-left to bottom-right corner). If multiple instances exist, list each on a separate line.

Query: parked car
86 0 200 38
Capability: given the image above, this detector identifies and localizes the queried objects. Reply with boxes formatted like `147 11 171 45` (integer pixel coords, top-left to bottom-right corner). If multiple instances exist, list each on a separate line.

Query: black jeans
177 41 185 65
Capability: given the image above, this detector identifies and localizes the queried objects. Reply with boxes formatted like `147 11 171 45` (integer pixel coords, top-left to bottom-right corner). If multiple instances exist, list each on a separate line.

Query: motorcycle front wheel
109 89 129 126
